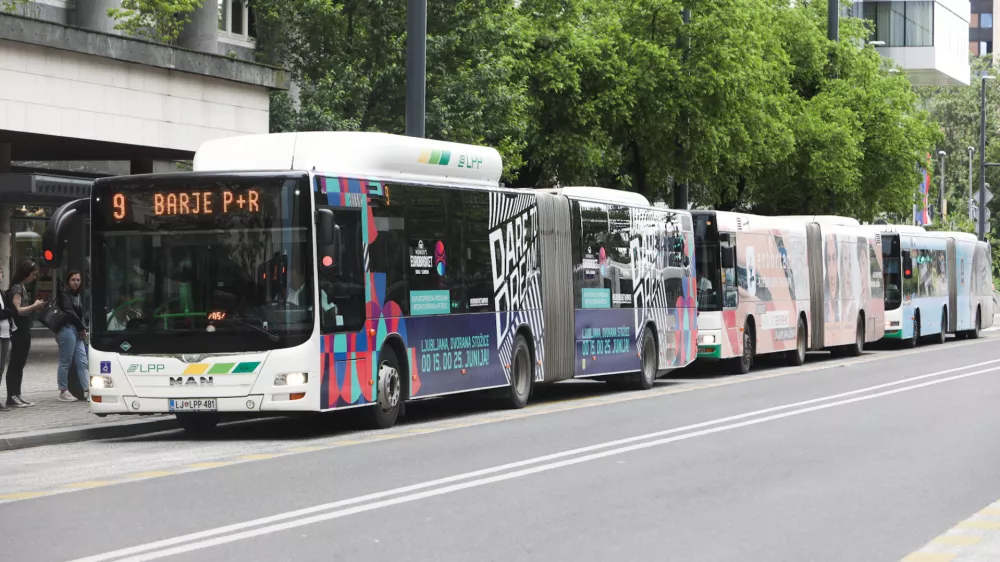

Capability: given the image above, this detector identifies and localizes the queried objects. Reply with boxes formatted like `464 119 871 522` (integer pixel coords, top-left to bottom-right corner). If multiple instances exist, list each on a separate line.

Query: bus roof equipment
193 131 505 189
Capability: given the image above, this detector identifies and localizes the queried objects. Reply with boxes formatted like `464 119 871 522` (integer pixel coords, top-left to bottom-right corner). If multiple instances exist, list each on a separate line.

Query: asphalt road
2 331 1000 562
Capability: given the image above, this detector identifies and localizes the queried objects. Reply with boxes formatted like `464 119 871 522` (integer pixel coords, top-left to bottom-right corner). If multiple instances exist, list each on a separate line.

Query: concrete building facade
0 0 288 316
854 0 972 86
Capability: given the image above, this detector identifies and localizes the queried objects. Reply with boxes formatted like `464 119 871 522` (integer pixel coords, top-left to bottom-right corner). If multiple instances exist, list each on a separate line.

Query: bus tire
368 346 403 429
970 308 982 339
935 309 947 344
905 313 920 349
845 315 864 357
504 333 533 409
628 329 658 390
786 316 807 366
729 323 754 375
176 413 220 435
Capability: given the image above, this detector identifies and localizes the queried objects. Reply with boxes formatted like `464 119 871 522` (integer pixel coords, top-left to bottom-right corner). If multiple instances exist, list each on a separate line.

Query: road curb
0 417 179 452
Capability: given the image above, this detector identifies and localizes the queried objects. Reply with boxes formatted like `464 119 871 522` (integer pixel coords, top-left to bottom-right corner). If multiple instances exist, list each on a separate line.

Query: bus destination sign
110 189 261 221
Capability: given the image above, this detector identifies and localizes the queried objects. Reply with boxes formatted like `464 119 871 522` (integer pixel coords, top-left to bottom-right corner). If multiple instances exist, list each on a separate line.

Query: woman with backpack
56 270 89 402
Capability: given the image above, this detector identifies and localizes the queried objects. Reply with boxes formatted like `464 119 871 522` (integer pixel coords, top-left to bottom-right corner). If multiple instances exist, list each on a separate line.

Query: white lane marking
71 359 1000 562
107 364 1000 562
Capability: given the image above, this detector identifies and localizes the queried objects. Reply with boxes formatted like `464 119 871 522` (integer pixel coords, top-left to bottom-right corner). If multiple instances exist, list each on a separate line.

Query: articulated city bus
862 225 994 344
42 132 696 433
692 211 884 374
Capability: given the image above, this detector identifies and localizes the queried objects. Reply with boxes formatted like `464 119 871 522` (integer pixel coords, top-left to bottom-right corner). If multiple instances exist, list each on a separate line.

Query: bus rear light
92 395 102 403
290 393 305 401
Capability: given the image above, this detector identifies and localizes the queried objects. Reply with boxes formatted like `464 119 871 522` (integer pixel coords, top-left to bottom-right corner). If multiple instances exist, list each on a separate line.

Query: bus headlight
275 372 308 386
91 376 114 389
697 334 716 345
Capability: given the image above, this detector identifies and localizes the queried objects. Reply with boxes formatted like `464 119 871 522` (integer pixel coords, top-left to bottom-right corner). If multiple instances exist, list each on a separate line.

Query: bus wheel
786 317 807 366
935 309 947 344
971 308 982 339
504 334 533 409
845 315 864 357
906 314 920 349
176 413 220 435
628 330 658 390
368 347 403 429
729 325 754 375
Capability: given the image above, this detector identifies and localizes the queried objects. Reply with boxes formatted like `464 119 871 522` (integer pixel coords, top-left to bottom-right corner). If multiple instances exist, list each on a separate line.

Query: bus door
720 234 738 310
946 237 958 332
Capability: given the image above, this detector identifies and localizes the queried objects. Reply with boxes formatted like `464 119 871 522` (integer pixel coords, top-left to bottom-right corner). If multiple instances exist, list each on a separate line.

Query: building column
0 144 10 289
75 0 122 34
0 205 10 291
177 0 219 53
130 158 154 175
0 143 10 173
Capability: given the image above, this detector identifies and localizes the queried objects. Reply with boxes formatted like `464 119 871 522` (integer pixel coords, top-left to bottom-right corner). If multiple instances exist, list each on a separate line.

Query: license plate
169 398 218 412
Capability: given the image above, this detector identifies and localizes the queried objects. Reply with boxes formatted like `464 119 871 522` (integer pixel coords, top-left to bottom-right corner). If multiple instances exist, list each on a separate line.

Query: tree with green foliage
745 0 940 222
107 0 204 44
916 56 1000 230
258 0 531 178
917 55 1000 285
254 0 939 220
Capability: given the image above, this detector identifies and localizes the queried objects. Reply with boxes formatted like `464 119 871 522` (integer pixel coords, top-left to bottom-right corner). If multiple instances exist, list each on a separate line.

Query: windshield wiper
221 318 280 342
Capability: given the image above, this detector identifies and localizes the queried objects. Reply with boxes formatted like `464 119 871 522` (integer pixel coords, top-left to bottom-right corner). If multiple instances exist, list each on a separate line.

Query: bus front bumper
89 394 318 414
90 395 266 414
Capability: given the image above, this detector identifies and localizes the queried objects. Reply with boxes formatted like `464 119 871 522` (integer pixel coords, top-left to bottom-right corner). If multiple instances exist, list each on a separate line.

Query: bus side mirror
720 247 735 269
317 208 336 247
41 198 89 268
902 251 913 279
316 209 342 275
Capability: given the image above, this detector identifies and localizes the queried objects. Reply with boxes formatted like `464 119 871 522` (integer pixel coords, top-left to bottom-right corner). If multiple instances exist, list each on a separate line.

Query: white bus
861 224 994 344
42 132 697 433
693 211 884 373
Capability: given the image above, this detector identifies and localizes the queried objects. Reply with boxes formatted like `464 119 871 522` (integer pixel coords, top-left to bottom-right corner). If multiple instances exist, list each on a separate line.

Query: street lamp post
938 150 947 222
979 74 996 240
968 146 975 218
405 0 427 138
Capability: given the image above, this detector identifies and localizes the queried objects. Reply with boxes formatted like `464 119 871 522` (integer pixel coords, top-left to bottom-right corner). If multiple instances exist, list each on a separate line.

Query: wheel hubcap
798 326 805 356
743 334 752 366
377 362 400 412
514 348 529 396
643 338 656 380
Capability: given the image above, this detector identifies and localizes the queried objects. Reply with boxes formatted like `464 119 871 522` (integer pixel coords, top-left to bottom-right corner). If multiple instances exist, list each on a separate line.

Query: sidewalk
0 333 176 451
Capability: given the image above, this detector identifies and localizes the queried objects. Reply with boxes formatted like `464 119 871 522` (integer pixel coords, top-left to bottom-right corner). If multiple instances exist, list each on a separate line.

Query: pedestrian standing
56 270 89 402
6 260 44 408
0 269 20 412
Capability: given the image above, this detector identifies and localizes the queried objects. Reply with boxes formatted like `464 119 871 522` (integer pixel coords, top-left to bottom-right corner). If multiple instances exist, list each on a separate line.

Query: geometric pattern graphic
488 191 546 383
315 175 416 409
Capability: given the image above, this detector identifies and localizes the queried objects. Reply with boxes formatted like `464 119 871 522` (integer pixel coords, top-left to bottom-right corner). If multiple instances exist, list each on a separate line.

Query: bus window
317 208 366 334
607 205 633 308
576 202 609 308
881 236 900 310
464 190 493 312
693 213 721 311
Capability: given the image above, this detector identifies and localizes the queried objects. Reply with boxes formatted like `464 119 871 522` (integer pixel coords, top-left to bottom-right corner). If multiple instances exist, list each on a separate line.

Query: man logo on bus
434 241 447 276
745 246 757 297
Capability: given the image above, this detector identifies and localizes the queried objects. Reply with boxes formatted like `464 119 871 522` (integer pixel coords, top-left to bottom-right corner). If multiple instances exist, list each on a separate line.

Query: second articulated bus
693 211 884 374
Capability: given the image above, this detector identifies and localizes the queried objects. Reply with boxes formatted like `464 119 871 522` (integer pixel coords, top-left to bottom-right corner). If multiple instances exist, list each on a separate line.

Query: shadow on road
110 337 929 446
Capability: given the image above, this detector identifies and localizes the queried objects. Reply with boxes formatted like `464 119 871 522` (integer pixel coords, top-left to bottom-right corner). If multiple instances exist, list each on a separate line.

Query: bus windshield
90 173 314 355
693 213 722 311
882 234 902 311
